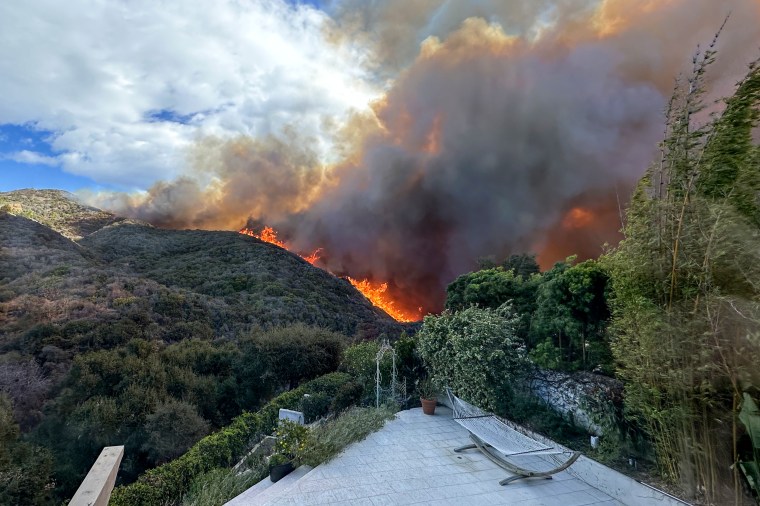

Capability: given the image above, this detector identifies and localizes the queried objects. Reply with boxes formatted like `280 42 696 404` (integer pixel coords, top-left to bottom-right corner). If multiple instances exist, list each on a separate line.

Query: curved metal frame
455 433 581 485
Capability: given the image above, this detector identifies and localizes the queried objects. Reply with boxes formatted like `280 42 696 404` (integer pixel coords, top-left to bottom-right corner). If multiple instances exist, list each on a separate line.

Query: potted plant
268 452 294 483
268 420 309 482
417 378 438 415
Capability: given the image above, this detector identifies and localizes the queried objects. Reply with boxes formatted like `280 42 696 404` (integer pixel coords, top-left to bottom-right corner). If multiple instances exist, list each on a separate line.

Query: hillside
0 190 402 347
0 189 405 502
0 189 130 240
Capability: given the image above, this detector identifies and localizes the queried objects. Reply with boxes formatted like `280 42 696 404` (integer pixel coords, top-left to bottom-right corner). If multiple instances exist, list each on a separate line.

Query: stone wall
529 369 623 436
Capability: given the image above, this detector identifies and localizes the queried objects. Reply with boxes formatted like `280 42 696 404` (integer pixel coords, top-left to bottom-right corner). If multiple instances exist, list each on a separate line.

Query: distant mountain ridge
0 188 137 240
0 189 403 362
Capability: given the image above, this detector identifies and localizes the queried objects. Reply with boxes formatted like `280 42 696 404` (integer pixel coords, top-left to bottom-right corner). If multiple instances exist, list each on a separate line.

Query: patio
227 405 686 505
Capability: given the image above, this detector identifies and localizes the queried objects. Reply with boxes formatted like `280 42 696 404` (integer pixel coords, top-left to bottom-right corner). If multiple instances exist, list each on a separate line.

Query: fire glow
239 226 420 322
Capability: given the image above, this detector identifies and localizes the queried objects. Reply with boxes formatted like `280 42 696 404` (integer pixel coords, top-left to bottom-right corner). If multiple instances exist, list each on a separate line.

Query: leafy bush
300 393 331 423
0 394 54 506
109 372 351 506
268 453 291 467
299 406 396 467
143 401 211 464
330 381 364 413
247 324 345 389
417 303 529 411
393 333 424 387
273 420 309 464
415 378 437 400
340 341 381 382
446 267 539 341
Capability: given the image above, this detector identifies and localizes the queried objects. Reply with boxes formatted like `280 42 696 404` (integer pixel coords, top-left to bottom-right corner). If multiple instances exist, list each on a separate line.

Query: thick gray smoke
93 0 760 313
289 17 666 309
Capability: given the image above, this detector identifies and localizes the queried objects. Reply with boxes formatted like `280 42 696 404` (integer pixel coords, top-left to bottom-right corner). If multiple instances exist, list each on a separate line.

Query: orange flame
302 248 323 265
562 207 595 229
346 277 421 323
239 226 287 249
239 226 419 322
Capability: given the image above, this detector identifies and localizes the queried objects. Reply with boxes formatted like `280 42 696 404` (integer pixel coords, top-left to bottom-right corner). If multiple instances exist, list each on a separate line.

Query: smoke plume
90 0 760 314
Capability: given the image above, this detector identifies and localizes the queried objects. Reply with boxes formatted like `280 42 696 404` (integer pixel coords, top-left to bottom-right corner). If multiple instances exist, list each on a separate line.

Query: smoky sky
90 0 760 313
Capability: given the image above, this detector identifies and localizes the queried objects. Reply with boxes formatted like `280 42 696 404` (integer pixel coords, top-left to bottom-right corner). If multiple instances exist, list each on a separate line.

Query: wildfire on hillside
240 226 322 265
90 0 759 319
345 277 422 323
240 226 286 248
239 226 420 322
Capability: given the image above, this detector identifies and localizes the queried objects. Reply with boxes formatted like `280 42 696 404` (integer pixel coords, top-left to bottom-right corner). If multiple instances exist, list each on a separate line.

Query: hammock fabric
446 388 582 485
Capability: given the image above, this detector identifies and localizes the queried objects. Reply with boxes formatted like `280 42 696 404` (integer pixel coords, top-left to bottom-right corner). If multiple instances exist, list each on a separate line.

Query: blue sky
0 124 103 192
0 0 364 195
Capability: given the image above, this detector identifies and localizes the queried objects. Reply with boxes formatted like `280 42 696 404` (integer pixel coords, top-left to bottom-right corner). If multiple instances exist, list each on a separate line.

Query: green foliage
329 381 364 413
248 324 345 389
144 401 211 464
0 189 406 504
415 377 437 399
604 48 760 502
528 340 562 370
738 392 760 498
299 406 396 467
30 324 348 499
417 303 529 411
446 267 538 319
267 453 291 467
109 372 352 506
393 333 425 385
300 393 331 423
273 420 309 463
0 395 54 506
529 259 612 372
340 341 381 380
501 253 541 279
181 466 263 506
339 341 386 402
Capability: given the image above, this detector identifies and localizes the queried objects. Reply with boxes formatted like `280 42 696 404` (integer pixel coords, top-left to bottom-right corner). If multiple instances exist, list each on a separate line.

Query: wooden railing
70 446 124 506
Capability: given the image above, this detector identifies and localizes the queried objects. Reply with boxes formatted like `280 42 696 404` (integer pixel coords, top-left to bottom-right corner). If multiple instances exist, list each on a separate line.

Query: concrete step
224 465 313 506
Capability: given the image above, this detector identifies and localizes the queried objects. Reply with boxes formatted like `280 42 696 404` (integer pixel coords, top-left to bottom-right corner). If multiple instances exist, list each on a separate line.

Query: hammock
446 388 581 485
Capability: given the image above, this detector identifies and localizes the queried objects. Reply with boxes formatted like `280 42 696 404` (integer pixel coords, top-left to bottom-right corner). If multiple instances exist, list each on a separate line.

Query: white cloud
0 0 378 189
3 150 60 166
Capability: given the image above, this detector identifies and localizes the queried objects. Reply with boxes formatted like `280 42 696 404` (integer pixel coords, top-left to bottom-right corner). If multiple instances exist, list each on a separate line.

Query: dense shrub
109 372 351 506
417 303 529 411
330 381 364 413
0 395 54 506
247 323 345 389
300 393 331 423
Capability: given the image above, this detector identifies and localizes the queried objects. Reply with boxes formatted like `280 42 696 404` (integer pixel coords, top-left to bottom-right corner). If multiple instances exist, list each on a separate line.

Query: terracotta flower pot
269 461 295 483
420 397 437 415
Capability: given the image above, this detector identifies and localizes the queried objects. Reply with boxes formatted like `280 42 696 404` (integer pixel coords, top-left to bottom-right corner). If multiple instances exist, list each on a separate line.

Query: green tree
0 394 54 505
417 303 529 412
502 253 541 279
446 267 539 341
143 400 211 464
247 323 345 389
529 259 611 372
604 43 760 502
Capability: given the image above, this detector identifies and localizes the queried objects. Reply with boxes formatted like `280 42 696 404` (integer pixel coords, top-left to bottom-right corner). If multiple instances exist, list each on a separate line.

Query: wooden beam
70 446 124 506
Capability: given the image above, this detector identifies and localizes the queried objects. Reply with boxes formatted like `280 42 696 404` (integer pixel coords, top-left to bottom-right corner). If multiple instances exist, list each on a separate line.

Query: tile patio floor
257 406 623 506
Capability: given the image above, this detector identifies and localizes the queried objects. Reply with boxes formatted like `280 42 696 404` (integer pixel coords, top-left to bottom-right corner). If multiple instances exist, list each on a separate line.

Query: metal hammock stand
446 388 581 485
